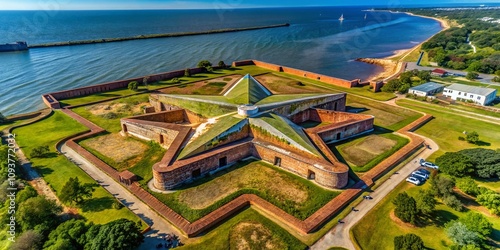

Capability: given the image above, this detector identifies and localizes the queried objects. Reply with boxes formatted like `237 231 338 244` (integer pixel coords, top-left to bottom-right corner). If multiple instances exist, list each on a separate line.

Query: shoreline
360 10 450 82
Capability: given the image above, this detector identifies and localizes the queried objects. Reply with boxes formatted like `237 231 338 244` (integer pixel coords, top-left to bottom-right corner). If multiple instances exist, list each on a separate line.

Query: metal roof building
408 82 445 97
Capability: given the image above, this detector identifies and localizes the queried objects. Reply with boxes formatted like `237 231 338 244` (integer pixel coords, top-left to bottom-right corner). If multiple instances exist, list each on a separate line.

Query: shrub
458 136 465 141
100 112 118 119
435 152 474 177
184 68 191 77
218 60 226 68
197 60 212 68
112 200 124 210
392 192 419 225
466 72 479 80
443 195 464 212
476 189 500 215
394 234 425 250
456 177 480 196
446 221 481 247
30 145 50 158
127 81 138 90
170 78 181 84
465 131 479 144
206 66 214 72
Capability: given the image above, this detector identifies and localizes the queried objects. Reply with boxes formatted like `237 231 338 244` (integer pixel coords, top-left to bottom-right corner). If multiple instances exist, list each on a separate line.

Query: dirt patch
86 102 149 116
255 73 330 94
342 135 397 166
389 210 417 228
177 162 308 209
81 133 147 163
160 75 241 95
229 221 285 250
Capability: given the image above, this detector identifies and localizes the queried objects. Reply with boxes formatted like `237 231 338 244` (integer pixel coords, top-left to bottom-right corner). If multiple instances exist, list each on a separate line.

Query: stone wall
127 110 186 123
121 120 180 149
153 142 254 190
317 119 374 143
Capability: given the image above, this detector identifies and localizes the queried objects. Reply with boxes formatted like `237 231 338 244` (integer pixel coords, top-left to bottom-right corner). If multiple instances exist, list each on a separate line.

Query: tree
11 230 44 250
446 221 481 247
392 192 419 225
196 60 212 68
29 145 49 158
205 65 214 72
17 196 62 233
16 185 38 204
127 81 138 91
431 174 455 198
466 131 479 144
459 212 493 239
60 177 98 205
394 234 425 250
459 148 500 178
218 60 226 68
84 219 144 250
381 79 402 93
44 219 89 250
415 189 436 215
456 177 480 196
443 195 464 212
466 72 479 80
417 70 431 82
435 152 474 177
0 112 6 124
142 76 150 86
476 190 500 215
184 68 191 77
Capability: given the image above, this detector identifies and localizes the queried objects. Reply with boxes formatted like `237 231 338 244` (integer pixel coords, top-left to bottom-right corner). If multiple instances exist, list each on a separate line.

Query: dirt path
311 134 439 250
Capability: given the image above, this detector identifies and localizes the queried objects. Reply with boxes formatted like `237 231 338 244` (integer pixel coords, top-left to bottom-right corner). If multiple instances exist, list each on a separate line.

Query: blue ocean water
0 7 442 115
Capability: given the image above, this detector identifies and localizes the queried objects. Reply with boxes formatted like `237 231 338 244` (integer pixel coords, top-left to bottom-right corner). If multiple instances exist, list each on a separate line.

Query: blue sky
0 0 497 10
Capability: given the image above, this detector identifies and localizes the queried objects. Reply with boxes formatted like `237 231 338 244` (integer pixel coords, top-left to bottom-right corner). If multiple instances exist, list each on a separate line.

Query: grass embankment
255 73 334 94
80 134 164 185
12 111 142 225
347 95 422 131
397 99 500 161
352 179 500 250
179 208 307 250
150 160 340 222
72 94 149 132
331 132 409 172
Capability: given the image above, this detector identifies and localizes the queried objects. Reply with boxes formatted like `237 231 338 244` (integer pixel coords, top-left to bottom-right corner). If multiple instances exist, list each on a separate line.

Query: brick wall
122 120 179 149
318 119 374 143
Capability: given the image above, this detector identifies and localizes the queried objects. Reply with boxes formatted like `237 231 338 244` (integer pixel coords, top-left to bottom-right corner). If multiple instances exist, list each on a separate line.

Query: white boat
339 14 344 21
364 13 367 20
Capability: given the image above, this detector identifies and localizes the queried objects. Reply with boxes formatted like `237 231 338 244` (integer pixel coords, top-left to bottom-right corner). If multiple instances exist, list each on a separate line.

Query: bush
100 112 118 119
112 200 124 210
218 60 226 68
465 131 479 144
197 60 212 68
170 78 181 84
436 152 474 177
476 189 500 215
443 195 464 212
128 81 138 90
184 68 191 77
394 234 425 250
456 177 480 196
466 72 479 80
206 66 214 72
30 145 50 158
458 136 465 141
392 192 419 225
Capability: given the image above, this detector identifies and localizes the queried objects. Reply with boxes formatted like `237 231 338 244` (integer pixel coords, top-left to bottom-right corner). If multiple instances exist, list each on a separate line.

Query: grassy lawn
352 179 500 250
346 96 422 131
80 133 165 185
397 99 500 161
72 94 150 132
256 93 325 105
180 208 307 250
330 130 409 172
12 111 143 226
149 160 340 222
157 95 236 118
406 96 500 118
254 73 333 94
60 87 149 107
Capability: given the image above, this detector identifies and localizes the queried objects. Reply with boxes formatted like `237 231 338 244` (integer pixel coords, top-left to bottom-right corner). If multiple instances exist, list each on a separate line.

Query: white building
443 83 497 106
408 82 445 97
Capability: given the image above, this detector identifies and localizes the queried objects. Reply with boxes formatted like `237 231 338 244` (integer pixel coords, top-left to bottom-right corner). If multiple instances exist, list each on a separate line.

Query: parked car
417 168 431 175
412 171 429 180
421 161 439 169
411 174 426 183
406 176 421 185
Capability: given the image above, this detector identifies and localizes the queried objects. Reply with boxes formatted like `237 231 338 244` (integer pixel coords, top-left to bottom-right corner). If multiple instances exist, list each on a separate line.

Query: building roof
409 82 444 93
432 69 447 74
444 83 497 96
119 170 137 180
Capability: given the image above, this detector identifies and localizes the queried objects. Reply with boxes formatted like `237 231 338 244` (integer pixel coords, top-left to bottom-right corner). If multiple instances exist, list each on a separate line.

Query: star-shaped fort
120 74 374 190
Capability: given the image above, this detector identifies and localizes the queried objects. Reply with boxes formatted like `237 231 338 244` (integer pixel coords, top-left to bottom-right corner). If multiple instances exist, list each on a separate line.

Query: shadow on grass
420 209 459 227
95 93 121 97
475 140 491 146
43 152 59 158
33 165 53 176
81 196 114 212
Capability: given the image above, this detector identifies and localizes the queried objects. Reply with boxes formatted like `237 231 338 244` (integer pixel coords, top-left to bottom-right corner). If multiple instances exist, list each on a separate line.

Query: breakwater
29 23 290 48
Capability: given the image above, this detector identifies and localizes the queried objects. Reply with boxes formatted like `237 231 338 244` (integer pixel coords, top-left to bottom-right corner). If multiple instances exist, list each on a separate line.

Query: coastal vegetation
381 69 431 93
407 9 500 74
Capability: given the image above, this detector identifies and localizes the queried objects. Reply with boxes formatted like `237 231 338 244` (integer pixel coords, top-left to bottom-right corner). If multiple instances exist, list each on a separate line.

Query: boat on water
364 13 367 20
339 14 344 21
0 41 28 52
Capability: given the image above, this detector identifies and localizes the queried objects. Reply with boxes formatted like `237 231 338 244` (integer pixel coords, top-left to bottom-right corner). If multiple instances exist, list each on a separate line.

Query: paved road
406 62 498 84
311 135 439 250
58 142 185 250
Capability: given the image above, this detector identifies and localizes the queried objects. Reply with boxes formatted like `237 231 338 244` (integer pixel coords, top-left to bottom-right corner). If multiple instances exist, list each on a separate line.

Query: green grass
0 120 23 132
347 95 422 131
12 111 143 226
179 208 307 250
352 179 500 250
331 131 409 172
256 93 325 105
257 113 321 155
157 95 236 118
397 99 500 162
72 94 150 132
149 160 339 222
60 87 149 107
177 115 244 159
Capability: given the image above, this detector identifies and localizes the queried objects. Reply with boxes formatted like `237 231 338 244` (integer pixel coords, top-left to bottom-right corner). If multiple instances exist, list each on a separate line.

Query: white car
406 177 421 185
421 161 439 169
412 171 429 180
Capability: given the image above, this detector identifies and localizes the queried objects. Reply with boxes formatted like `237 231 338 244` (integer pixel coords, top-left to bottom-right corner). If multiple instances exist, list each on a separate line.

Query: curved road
311 134 439 250
58 141 185 250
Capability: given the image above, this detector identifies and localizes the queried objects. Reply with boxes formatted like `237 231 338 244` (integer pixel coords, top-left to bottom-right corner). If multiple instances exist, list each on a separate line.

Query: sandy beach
360 11 450 81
